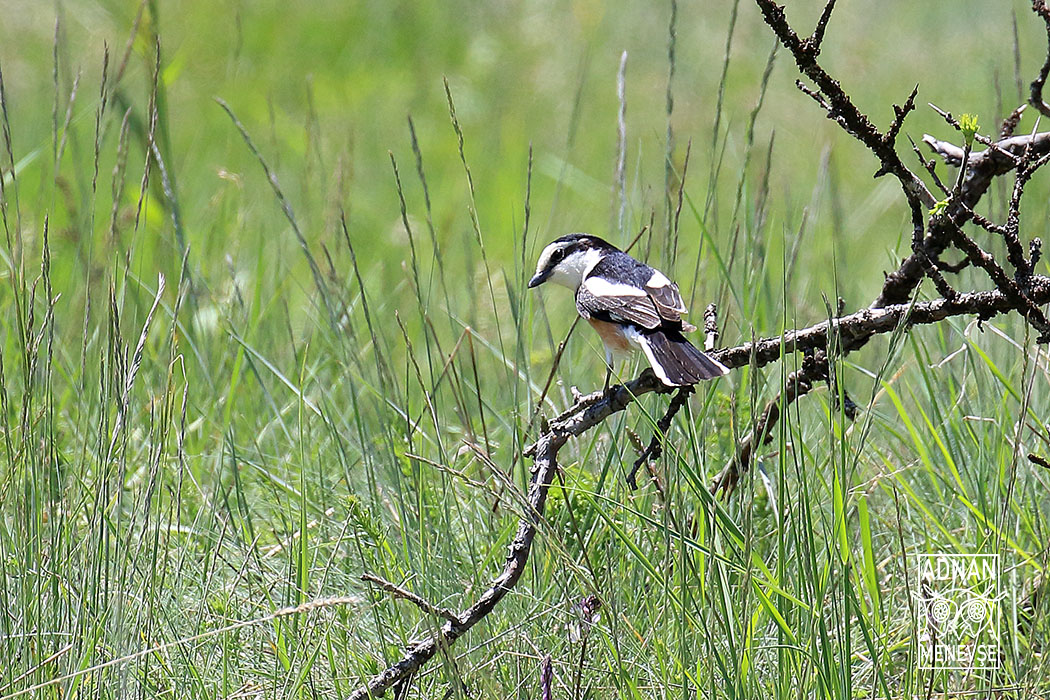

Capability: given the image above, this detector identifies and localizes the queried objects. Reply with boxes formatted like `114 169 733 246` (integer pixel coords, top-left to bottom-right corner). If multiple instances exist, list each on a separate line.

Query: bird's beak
528 271 549 288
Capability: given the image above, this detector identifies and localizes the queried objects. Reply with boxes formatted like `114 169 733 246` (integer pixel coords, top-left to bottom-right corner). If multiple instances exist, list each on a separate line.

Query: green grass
0 0 1049 697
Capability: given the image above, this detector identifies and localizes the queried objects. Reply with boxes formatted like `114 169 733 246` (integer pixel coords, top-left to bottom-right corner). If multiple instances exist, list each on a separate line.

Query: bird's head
528 234 618 289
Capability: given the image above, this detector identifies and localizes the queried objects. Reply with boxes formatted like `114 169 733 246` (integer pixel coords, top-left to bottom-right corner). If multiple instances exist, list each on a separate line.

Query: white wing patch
646 270 672 288
583 276 647 298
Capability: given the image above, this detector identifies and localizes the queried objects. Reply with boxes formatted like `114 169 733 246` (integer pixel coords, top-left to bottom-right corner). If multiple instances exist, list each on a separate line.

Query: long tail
637 329 730 386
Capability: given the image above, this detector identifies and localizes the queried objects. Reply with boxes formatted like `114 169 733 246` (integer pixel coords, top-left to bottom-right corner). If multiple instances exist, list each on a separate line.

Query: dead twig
361 573 461 625
713 351 827 495
1030 0 1050 117
703 303 719 352
347 370 667 699
626 385 694 489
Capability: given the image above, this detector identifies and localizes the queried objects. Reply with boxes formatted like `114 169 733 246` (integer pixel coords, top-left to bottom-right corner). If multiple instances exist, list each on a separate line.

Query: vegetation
0 0 1047 697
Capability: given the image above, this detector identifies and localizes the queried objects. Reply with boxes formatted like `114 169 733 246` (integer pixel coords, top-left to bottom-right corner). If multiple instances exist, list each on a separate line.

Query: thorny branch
711 0 1050 492
1030 0 1050 117
753 0 934 210
350 2 1050 696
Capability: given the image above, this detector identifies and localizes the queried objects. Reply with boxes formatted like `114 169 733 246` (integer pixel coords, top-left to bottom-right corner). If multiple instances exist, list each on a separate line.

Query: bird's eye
551 249 565 263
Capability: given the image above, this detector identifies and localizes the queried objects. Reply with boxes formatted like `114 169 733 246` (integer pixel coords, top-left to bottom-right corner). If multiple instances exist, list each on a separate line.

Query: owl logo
920 585 997 638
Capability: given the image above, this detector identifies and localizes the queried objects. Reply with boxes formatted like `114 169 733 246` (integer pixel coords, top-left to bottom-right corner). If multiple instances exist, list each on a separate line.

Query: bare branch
348 370 669 699
361 573 461 625
935 257 973 274
752 0 964 318
945 222 1050 340
886 85 919 150
908 136 950 197
711 273 1050 488
922 131 1050 201
728 1 1050 484
627 385 694 489
711 281 1050 370
921 253 960 301
1030 0 1050 117
876 129 1050 309
753 0 934 208
795 79 831 111
1004 159 1038 277
807 0 838 55
968 209 1006 237
713 351 827 495
704 303 719 352
1000 104 1027 139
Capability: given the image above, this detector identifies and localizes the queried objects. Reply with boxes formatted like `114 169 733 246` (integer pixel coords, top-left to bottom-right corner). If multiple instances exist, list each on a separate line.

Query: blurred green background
1 0 1048 697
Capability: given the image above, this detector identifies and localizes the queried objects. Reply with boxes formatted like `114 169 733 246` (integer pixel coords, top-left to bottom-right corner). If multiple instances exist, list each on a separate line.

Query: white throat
548 248 603 289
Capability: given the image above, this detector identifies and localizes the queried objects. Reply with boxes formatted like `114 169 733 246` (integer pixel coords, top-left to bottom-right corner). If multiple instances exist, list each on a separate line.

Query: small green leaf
959 113 979 147
930 198 949 218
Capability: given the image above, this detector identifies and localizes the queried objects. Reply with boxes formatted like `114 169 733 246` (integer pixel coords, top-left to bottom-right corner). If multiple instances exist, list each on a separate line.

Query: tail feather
637 329 729 386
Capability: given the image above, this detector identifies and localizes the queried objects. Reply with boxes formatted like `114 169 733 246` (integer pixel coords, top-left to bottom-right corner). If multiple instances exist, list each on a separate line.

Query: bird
528 233 729 387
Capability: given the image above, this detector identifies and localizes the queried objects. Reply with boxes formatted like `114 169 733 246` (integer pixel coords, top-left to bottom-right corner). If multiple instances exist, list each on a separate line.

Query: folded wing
576 266 695 332
576 276 662 329
643 270 696 332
